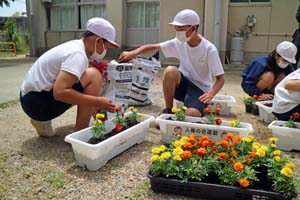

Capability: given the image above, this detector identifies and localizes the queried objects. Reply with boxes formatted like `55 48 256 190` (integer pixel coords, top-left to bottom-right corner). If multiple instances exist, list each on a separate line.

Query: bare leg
75 67 102 131
185 108 202 117
162 66 181 109
256 71 275 91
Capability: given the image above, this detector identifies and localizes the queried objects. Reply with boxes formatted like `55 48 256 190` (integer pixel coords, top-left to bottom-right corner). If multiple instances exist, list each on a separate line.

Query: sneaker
30 119 55 137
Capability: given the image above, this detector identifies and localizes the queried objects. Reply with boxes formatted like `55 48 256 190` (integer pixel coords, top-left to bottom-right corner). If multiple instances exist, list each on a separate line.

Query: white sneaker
30 119 55 137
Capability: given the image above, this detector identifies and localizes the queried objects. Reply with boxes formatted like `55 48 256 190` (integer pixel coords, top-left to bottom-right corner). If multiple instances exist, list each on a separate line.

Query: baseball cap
87 17 120 48
169 9 200 26
276 41 297 64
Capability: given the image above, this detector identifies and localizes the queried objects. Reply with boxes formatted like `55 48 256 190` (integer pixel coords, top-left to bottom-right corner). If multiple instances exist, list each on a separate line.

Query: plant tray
147 172 287 200
65 113 154 171
175 95 236 116
156 114 253 144
268 120 300 151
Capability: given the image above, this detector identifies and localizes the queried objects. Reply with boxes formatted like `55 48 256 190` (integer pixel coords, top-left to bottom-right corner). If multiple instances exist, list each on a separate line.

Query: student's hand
199 93 214 104
97 97 115 113
118 51 136 63
261 93 273 100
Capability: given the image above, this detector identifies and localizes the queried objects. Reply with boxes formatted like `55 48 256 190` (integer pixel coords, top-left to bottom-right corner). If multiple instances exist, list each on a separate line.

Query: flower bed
64 112 154 171
255 101 277 123
148 133 298 199
268 120 300 151
156 114 253 144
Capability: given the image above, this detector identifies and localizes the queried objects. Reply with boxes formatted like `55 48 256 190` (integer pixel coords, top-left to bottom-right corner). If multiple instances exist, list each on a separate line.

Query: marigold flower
114 105 121 112
173 147 183 155
128 106 134 111
249 151 256 158
115 123 123 132
182 106 188 111
160 152 171 160
182 142 193 150
245 156 252 164
215 118 222 125
215 107 221 113
203 107 210 113
174 140 184 148
226 132 234 139
133 108 138 113
273 150 281 156
256 149 266 157
96 113 105 121
269 137 278 143
151 147 161 154
229 157 235 164
189 133 197 138
230 150 238 157
159 145 166 152
285 162 295 170
96 119 103 124
180 136 189 143
202 140 210 148
273 156 281 162
229 120 236 127
201 135 209 141
260 145 268 152
188 136 196 143
172 107 179 113
182 151 193 160
239 178 250 188
173 154 182 161
293 112 299 119
281 167 294 177
234 162 244 171
220 140 229 148
196 147 207 156
150 155 159 161
233 135 242 143
271 144 277 148
140 114 145 119
218 152 227 160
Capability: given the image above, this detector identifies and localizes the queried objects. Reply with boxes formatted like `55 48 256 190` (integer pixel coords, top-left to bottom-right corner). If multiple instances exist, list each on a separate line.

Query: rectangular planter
268 120 300 151
156 114 253 144
175 95 236 116
255 101 277 123
147 172 286 200
65 113 154 171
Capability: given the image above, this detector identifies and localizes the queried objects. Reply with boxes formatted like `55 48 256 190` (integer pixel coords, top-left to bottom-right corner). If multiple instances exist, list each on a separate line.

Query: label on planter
165 124 240 142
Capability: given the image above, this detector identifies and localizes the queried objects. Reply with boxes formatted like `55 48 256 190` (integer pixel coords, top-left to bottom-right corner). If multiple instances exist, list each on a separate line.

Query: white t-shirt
21 39 88 96
273 68 300 113
160 35 224 92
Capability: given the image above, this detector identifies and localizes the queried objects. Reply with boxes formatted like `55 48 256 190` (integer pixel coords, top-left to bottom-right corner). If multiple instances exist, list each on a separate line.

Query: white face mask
90 39 107 61
176 26 193 43
276 60 289 69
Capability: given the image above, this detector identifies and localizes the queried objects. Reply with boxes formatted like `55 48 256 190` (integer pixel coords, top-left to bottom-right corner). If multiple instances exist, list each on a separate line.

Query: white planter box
175 95 236 116
255 101 277 123
156 114 253 144
65 113 154 171
268 120 300 151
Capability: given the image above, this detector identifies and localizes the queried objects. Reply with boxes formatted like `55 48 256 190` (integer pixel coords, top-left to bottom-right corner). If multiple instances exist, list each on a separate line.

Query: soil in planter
264 103 272 107
87 120 139 145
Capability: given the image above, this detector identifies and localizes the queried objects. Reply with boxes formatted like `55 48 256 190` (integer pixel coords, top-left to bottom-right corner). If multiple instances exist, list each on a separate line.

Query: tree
0 0 15 7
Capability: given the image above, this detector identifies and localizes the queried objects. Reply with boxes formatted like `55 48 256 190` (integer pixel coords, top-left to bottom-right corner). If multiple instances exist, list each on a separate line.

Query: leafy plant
112 105 127 132
150 134 298 199
285 112 300 128
92 113 107 139
243 95 262 106
126 106 145 123
172 106 187 121
228 120 243 128
203 107 222 125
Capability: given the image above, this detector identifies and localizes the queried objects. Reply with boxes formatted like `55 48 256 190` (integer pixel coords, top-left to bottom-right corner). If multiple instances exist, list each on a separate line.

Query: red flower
115 123 123 132
196 147 207 156
182 151 193 160
215 107 221 113
215 118 222 125
203 108 211 113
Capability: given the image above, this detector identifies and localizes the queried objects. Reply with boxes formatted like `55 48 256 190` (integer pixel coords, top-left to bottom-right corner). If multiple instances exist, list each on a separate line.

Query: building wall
227 0 299 64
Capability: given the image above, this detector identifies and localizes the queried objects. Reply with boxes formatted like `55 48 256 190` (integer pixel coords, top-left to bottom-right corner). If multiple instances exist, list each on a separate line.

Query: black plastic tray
147 172 288 200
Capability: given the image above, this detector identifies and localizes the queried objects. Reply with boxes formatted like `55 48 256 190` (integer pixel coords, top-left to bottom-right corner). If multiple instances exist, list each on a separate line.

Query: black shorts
175 72 208 113
20 82 84 121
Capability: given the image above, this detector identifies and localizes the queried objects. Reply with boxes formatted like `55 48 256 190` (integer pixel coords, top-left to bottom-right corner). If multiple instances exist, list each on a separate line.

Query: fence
0 42 16 56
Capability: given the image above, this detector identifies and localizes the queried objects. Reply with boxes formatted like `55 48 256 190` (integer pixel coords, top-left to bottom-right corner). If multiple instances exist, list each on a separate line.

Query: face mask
276 60 289 69
176 26 193 43
90 39 107 61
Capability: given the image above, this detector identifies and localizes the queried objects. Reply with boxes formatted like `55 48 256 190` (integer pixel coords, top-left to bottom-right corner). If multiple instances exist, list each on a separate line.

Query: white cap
87 17 120 48
169 9 200 26
276 41 297 64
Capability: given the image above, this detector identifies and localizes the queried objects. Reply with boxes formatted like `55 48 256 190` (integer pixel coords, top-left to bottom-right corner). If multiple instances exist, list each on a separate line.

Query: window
48 0 106 31
230 0 270 3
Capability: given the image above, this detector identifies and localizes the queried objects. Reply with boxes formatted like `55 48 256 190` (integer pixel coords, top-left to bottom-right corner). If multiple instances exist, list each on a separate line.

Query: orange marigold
203 108 210 113
215 107 221 113
234 162 245 171
226 132 234 139
218 152 227 160
196 147 207 156
182 142 193 150
230 150 238 157
245 156 252 165
114 105 121 112
182 151 193 160
239 178 250 188
202 140 210 148
220 140 229 148
229 157 235 164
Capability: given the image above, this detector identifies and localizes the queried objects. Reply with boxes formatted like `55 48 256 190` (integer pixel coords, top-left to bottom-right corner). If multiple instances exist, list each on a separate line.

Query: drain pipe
214 0 222 50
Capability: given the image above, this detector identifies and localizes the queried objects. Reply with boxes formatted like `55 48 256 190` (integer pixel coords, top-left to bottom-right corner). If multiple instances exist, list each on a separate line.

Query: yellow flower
271 144 277 148
160 152 171 160
97 119 103 124
242 137 252 143
269 137 278 143
173 154 182 161
260 145 268 152
159 145 166 152
182 106 188 111
229 121 236 127
273 150 281 156
172 107 179 113
174 140 183 148
128 106 134 111
96 113 105 120
256 149 266 157
133 108 138 113
273 156 281 162
173 147 183 155
252 142 261 150
150 155 159 161
281 167 294 177
140 114 145 119
180 136 189 143
285 162 295 170
151 147 161 154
